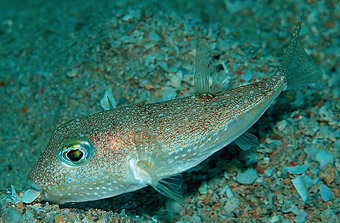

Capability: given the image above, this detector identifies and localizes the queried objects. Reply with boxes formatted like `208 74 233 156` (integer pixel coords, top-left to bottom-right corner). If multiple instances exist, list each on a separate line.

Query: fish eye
67 149 83 161
58 140 94 166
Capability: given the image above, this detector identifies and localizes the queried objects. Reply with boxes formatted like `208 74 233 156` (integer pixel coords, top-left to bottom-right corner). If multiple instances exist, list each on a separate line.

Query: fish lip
27 179 43 191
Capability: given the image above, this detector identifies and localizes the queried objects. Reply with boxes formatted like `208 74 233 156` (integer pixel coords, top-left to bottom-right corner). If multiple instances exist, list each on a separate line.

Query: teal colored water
0 0 339 222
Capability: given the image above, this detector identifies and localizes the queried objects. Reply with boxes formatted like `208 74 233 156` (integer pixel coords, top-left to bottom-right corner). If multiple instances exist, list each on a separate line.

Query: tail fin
280 16 323 90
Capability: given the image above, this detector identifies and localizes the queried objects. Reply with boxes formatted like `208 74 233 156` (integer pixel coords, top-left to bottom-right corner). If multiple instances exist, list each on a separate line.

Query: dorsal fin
100 88 116 110
194 43 212 94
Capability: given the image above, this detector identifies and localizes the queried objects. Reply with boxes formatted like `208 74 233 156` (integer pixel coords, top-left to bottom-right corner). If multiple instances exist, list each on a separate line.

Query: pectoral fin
130 158 185 206
234 132 259 151
130 129 185 206
153 175 185 206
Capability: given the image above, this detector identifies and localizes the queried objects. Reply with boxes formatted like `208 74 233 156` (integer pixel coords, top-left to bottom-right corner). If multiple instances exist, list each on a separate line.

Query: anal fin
234 132 259 151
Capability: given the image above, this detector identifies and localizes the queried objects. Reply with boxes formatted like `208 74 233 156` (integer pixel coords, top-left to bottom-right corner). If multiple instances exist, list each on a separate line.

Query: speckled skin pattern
28 74 285 204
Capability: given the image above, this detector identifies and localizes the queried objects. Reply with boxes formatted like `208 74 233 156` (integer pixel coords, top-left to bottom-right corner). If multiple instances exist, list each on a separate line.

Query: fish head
27 115 134 204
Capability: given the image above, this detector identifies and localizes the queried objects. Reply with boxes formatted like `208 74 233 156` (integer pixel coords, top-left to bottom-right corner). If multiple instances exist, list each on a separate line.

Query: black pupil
67 149 83 161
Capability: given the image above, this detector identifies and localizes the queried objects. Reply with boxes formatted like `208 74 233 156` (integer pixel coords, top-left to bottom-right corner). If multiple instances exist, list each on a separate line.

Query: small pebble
224 171 230 179
96 219 106 223
302 175 319 188
170 71 183 89
219 184 229 196
66 69 78 77
318 104 337 124
54 213 66 223
224 198 240 213
162 86 177 101
269 215 280 223
3 207 22 223
191 215 202 222
166 199 182 214
148 30 161 42
320 184 332 202
198 181 208 194
321 208 339 222
276 120 288 132
319 164 337 185
294 209 308 223
24 209 35 221
242 70 253 81
226 187 234 198
122 13 134 21
236 168 258 184
264 168 274 177
335 159 340 172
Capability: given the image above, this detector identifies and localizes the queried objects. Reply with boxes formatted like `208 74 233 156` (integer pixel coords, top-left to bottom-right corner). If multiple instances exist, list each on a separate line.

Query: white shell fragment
285 164 309 175
66 68 78 77
304 147 320 160
294 209 308 223
21 189 41 204
170 70 183 89
292 176 308 202
100 88 117 110
162 86 177 101
315 150 334 169
305 148 335 169
281 204 308 223
303 175 319 187
320 184 332 202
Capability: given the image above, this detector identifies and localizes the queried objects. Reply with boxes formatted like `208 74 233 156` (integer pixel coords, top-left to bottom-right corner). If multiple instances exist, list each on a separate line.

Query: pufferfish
26 17 322 206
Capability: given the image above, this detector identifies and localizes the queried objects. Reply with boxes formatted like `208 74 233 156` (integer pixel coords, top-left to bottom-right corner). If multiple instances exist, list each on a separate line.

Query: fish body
27 18 322 205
